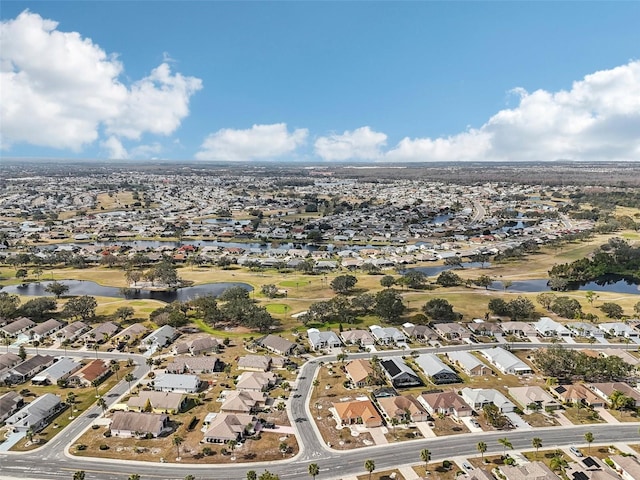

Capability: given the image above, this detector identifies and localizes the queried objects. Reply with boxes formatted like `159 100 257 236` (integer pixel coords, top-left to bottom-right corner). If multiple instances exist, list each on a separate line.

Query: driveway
415 420 437 438
505 411 531 429
460 416 483 432
368 426 389 445
0 430 26 452
594 407 619 424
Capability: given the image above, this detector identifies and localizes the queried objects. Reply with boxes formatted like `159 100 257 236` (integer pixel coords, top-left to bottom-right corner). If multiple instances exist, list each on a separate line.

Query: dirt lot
431 416 470 436
356 470 405 480
414 463 464 479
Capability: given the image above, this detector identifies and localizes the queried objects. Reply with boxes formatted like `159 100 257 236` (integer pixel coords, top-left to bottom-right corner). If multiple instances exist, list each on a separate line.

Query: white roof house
369 325 407 345
32 357 82 385
598 322 639 338
446 350 492 376
568 322 605 338
414 354 460 384
480 347 533 375
460 387 515 413
534 317 572 337
5 393 63 432
141 325 178 353
153 374 202 394
307 329 342 351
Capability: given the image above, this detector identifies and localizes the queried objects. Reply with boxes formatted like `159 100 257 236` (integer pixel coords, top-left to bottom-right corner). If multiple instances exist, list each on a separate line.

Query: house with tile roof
332 400 383 428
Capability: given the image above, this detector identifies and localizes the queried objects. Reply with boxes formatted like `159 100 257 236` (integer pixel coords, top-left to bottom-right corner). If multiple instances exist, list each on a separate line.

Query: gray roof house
32 357 82 385
56 321 89 341
1 317 36 337
402 323 438 342
379 357 422 388
141 325 178 353
369 325 407 345
153 373 203 394
8 354 55 384
341 329 376 346
0 391 24 423
29 319 65 341
5 393 63 432
415 354 461 384
446 351 492 376
256 334 297 356
172 336 220 356
307 329 342 351
534 317 572 337
109 411 170 438
165 356 223 374
480 347 533 375
82 321 120 345
508 386 562 411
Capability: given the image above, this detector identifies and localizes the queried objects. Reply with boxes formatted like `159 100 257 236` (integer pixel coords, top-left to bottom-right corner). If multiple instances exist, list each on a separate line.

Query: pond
493 275 640 295
2 280 253 303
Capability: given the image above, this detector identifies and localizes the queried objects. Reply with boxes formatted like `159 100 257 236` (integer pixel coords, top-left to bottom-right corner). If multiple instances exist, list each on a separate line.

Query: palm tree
477 441 487 461
246 472 257 480
97 396 107 415
73 471 85 480
420 448 431 473
112 362 121 380
93 343 100 359
33 340 40 354
91 379 101 397
308 463 319 480
498 437 513 457
364 459 375 480
61 339 70 354
229 439 238 458
173 435 183 459
532 437 542 459
128 475 140 480
184 476 195 480
124 373 135 391
66 391 76 405
584 431 594 453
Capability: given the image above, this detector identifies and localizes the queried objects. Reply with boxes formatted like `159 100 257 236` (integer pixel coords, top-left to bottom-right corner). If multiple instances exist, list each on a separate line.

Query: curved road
2 343 639 479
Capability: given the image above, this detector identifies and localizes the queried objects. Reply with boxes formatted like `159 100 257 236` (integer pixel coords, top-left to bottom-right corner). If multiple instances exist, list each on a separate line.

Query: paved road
2 342 639 480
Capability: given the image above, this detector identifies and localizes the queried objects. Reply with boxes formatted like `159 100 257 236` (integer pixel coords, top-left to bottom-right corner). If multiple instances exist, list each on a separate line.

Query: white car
570 446 583 457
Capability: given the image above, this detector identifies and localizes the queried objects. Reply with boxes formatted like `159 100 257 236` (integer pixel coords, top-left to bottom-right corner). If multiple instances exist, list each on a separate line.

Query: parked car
570 446 583 457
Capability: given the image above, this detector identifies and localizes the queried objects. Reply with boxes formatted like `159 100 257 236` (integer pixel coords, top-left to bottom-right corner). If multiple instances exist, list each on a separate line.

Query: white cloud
101 136 128 159
386 60 640 162
195 123 308 161
0 10 201 152
314 126 387 161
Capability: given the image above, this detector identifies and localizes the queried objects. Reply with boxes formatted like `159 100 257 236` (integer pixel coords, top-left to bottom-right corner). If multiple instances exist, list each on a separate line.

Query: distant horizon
1 3 639 162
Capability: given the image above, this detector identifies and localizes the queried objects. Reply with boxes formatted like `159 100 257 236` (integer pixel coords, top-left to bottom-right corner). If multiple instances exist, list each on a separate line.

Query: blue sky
1 1 639 162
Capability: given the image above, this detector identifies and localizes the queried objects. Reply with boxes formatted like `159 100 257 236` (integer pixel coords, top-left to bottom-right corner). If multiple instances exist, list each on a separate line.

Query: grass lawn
265 303 292 314
522 449 571 472
562 406 605 425
414 464 463 480
604 408 640 422
356 469 405 480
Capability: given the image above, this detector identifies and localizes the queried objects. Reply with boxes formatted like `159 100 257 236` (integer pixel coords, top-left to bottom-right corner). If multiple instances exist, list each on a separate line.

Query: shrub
99 444 109 450
103 431 111 438
76 444 87 451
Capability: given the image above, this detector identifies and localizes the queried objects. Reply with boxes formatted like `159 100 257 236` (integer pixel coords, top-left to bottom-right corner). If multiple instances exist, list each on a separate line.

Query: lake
2 280 253 303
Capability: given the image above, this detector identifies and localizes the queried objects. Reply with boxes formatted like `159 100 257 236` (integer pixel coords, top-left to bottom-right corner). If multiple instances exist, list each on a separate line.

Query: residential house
415 354 461 385
29 319 64 341
341 330 376 347
153 374 203 394
467 321 502 337
433 323 471 341
466 470 496 480
600 348 640 371
307 329 342 351
109 411 170 438
32 357 82 385
568 322 605 340
1 317 36 337
202 413 257 444
500 322 537 337
446 351 492 376
141 325 178 353
534 317 572 337
460 387 515 413
369 325 407 345
5 393 63 432
418 391 473 419
498 461 557 480
565 456 620 480
609 454 640 480
6 355 55 384
220 390 267 414
402 323 438 342
332 400 383 428
508 386 561 412
172 336 220 356
0 391 24 423
345 359 374 388
255 334 297 356
113 323 148 345
598 322 639 339
165 356 222 374
67 359 111 387
126 391 186 414
377 394 430 423
237 355 272 372
379 357 422 388
235 371 276 392
588 382 640 408
480 347 533 375
0 352 21 374
551 384 606 408
82 321 120 345
56 321 89 342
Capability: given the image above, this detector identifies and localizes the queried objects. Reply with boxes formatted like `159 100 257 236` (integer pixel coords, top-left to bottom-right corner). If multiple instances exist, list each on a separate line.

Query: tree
128 475 140 480
364 459 375 480
32 340 40 354
125 373 135 391
436 270 463 287
599 302 624 319
184 476 196 480
336 352 348 364
609 390 635 411
0 292 20 319
444 256 462 268
308 463 320 480
97 396 107 414
584 431 594 453
420 448 431 472
536 292 557 311
18 344 26 361
477 441 487 461
63 295 97 321
403 270 427 289
258 472 280 480
550 296 583 319
73 471 86 480
261 284 279 298
502 279 513 291
45 281 69 299
374 289 405 322
422 298 460 322
532 437 542 459
473 274 494 289
585 290 599 306
498 437 513 457
20 297 57 321
114 306 135 322
246 472 257 480
330 275 358 294
278 441 288 457
380 275 396 288
173 435 183 458
32 268 43 281
550 451 567 473
112 362 121 380
16 268 28 281
634 301 640 316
